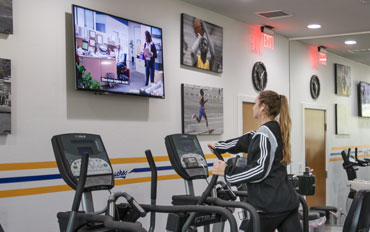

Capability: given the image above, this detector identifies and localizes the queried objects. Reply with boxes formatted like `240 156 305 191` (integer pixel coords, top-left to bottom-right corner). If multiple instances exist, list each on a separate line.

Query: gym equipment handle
145 149 157 232
145 150 157 201
66 153 89 232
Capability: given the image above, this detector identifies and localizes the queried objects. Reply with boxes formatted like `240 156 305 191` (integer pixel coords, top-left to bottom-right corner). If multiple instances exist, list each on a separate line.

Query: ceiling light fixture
307 24 321 29
345 40 357 45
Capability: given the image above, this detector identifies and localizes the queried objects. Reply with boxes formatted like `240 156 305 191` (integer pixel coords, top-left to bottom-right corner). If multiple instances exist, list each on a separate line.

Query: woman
208 90 302 232
143 31 157 86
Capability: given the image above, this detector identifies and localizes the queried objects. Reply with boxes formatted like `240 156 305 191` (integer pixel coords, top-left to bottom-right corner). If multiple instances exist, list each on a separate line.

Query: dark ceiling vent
256 10 292 19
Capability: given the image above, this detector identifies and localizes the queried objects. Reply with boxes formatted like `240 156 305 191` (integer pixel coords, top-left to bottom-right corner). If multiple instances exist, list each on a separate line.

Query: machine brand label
114 169 129 179
194 214 217 224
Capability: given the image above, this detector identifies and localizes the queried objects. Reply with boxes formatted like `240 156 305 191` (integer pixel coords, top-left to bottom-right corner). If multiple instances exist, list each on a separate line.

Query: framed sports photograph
182 84 223 135
0 58 11 134
335 63 351 96
0 0 13 34
181 13 223 73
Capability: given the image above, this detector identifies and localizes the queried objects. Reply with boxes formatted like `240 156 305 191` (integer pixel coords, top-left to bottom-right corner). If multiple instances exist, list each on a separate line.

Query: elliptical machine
52 133 147 231
341 148 370 213
163 133 260 232
52 133 239 232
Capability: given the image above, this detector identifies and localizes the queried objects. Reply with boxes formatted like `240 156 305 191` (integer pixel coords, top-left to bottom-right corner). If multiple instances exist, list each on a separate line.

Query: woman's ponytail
279 95 291 165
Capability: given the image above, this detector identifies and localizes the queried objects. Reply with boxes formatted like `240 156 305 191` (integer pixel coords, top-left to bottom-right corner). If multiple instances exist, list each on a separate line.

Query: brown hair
259 90 291 165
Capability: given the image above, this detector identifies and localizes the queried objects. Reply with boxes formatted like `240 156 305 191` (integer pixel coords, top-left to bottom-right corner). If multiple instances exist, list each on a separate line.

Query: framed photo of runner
181 13 223 73
181 83 223 135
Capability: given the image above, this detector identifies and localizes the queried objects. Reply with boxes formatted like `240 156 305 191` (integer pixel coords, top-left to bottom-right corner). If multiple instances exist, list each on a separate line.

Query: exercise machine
52 133 147 231
52 133 239 232
341 148 370 213
164 133 260 232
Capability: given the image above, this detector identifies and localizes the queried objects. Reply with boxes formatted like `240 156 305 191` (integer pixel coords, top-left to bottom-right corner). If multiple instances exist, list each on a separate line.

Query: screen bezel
358 81 370 118
72 4 165 99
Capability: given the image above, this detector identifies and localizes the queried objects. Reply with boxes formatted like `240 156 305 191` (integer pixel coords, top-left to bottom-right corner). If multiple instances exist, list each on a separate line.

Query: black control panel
52 133 114 191
165 134 208 181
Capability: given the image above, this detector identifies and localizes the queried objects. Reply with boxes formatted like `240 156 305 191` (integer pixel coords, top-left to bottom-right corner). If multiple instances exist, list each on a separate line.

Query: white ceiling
181 0 370 66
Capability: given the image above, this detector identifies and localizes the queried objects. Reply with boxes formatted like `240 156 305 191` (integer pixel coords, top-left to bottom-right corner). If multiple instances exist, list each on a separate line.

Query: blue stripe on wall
0 174 61 184
0 163 214 184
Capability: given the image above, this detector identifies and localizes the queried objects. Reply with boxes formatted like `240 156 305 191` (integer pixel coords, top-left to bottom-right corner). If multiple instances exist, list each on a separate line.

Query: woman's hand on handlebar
208 142 216 153
212 160 227 176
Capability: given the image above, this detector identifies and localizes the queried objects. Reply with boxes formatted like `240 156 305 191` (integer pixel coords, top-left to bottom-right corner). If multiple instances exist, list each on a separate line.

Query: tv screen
358 81 370 117
72 5 165 98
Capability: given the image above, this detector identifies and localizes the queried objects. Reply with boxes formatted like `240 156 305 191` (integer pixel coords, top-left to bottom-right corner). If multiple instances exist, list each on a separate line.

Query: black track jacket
215 121 299 213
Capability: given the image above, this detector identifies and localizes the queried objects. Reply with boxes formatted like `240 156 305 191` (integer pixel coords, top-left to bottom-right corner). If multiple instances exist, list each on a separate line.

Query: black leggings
244 207 303 232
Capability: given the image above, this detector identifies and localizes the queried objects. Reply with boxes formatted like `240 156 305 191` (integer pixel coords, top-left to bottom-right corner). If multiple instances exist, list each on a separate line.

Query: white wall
290 40 370 212
0 0 369 231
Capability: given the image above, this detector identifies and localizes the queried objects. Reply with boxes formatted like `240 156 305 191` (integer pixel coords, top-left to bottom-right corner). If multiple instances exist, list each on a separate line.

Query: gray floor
324 225 343 231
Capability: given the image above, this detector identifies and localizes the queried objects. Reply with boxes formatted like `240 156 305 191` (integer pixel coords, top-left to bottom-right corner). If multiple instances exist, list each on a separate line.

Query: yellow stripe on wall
0 153 231 171
331 145 370 151
205 153 231 159
0 161 58 171
329 154 370 162
0 184 72 198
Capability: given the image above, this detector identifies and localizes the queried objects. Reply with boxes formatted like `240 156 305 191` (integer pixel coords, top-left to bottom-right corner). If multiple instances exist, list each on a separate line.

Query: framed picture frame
0 58 12 134
181 13 223 73
335 104 350 135
89 39 95 47
97 34 103 44
0 0 13 34
335 63 351 96
181 83 223 135
89 30 96 38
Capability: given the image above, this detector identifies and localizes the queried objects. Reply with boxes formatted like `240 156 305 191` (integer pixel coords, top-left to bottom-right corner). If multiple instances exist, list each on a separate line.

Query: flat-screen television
72 5 165 98
358 81 370 117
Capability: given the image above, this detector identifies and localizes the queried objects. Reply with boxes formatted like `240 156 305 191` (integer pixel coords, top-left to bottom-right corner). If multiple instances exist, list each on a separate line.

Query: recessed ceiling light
345 40 357 45
307 24 321 29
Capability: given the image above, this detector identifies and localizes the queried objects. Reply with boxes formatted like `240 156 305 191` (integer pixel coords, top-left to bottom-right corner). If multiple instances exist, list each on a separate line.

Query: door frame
238 95 256 136
302 103 328 202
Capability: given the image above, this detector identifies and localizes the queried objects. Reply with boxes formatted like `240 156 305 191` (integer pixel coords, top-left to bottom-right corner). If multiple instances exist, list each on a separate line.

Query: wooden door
242 102 259 157
242 102 259 133
304 109 326 207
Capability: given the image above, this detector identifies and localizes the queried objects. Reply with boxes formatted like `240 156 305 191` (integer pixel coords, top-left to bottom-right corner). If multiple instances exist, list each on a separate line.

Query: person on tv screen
208 90 302 232
143 31 157 86
115 44 126 80
190 20 215 71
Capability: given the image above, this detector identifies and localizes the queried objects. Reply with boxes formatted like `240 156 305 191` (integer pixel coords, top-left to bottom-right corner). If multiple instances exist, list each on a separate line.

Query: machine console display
52 133 114 191
165 134 208 180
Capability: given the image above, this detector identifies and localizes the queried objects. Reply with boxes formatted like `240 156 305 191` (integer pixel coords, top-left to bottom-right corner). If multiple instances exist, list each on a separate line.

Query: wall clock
310 75 320 99
252 62 267 91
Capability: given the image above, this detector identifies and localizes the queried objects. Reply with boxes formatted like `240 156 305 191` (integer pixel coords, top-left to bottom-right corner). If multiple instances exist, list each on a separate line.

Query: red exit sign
263 33 274 50
319 52 327 65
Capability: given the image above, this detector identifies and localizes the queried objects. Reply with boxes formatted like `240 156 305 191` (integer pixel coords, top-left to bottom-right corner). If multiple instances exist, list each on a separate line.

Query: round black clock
310 75 320 99
252 62 268 91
